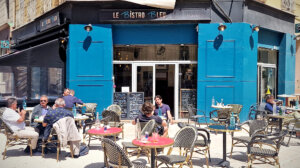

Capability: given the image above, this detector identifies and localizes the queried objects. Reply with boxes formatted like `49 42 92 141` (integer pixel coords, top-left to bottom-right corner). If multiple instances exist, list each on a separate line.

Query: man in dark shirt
42 98 73 140
63 89 84 109
133 102 168 137
153 95 174 125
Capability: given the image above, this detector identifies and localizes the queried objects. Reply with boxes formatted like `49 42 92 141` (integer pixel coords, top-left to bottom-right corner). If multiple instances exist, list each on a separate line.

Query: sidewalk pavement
0 121 300 168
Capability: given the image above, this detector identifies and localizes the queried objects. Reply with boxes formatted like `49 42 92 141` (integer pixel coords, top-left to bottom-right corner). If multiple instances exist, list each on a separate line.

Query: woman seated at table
265 94 280 114
132 102 168 137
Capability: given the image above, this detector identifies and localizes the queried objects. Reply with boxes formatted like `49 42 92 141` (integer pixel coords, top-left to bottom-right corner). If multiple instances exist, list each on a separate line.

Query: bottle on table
273 103 277 115
136 119 142 140
230 112 235 127
212 96 215 106
22 97 27 110
72 105 77 117
95 112 100 129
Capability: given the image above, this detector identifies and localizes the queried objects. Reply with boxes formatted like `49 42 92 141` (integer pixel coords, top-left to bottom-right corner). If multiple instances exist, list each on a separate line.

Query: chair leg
287 130 293 147
204 150 209 168
57 145 60 162
275 156 280 168
208 145 211 162
28 139 32 157
3 140 8 160
230 140 234 158
88 136 91 147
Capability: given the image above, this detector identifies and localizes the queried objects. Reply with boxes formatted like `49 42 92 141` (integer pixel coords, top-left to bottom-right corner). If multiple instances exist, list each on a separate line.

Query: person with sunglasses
31 95 52 135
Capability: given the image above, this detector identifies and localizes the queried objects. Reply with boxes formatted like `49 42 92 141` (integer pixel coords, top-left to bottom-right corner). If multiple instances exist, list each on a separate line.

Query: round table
208 125 241 168
87 127 122 143
132 137 174 168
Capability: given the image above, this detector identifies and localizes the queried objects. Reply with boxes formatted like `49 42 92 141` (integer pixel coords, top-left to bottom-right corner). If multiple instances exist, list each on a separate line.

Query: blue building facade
1 0 295 122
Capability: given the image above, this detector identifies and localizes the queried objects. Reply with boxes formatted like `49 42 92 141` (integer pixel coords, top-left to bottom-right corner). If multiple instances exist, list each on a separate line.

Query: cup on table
145 131 149 141
104 125 107 132
152 132 159 142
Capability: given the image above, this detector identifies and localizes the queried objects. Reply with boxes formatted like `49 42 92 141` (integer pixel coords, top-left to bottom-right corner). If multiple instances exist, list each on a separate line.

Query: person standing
2 98 39 153
154 95 174 125
63 89 84 110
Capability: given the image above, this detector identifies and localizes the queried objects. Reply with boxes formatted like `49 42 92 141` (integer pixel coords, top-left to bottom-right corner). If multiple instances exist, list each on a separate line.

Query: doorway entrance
132 63 175 117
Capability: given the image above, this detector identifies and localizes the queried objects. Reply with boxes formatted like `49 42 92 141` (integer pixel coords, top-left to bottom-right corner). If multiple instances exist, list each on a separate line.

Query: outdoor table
286 107 300 112
267 114 291 131
277 94 296 106
34 115 89 123
208 125 241 168
211 105 232 109
132 137 174 168
87 127 122 142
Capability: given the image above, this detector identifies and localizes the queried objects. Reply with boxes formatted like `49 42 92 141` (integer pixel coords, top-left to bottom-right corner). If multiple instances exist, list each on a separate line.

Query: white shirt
2 107 25 132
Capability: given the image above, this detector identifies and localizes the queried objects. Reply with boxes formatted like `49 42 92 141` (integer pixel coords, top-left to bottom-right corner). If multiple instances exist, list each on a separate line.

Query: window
0 66 27 99
31 67 63 99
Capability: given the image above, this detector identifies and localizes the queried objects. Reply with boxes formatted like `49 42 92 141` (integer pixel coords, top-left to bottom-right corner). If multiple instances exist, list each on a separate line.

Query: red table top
132 137 174 148
87 127 122 136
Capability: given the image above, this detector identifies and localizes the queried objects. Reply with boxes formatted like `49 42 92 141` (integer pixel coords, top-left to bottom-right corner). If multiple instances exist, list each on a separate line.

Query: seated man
265 94 280 114
2 98 39 153
132 102 168 137
31 95 51 136
42 98 80 158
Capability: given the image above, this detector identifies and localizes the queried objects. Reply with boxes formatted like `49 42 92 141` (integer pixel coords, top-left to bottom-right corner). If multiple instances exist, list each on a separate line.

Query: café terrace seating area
1 104 300 168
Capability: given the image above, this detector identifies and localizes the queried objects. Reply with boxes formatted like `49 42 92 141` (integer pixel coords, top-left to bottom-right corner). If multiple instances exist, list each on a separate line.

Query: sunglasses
40 100 47 102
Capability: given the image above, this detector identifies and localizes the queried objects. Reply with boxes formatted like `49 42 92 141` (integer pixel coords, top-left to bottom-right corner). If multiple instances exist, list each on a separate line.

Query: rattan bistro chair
178 122 211 168
156 126 197 168
247 132 286 168
227 104 243 123
82 103 98 134
187 106 207 127
102 138 148 168
209 108 231 124
0 117 33 159
107 104 122 116
102 110 124 139
122 119 156 160
230 120 268 158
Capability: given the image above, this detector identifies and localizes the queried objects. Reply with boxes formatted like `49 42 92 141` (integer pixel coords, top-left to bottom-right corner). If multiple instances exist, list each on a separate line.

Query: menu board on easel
180 89 197 113
113 92 128 118
113 92 144 119
128 92 144 119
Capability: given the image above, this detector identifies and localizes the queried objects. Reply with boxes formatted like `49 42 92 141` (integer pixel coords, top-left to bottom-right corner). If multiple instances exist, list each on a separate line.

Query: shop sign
99 9 172 20
0 40 9 48
40 12 60 32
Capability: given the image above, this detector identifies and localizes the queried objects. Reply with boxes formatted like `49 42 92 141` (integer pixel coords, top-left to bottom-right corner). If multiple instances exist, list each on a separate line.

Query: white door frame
257 63 277 103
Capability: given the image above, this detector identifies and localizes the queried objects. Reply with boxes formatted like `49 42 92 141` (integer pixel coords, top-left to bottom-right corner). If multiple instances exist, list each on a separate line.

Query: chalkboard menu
113 92 128 118
128 92 144 119
180 89 197 112
113 92 144 119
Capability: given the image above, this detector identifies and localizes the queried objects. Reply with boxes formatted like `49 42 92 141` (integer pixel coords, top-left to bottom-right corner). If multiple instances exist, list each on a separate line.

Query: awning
123 0 176 9
0 38 65 67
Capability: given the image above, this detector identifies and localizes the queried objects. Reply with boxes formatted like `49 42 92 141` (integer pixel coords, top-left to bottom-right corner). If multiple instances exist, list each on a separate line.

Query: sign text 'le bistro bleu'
99 9 173 20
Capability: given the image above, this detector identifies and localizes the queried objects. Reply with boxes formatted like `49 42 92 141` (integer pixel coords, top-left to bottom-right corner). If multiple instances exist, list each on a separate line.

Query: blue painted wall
67 24 113 113
112 24 197 45
279 34 296 95
197 23 258 123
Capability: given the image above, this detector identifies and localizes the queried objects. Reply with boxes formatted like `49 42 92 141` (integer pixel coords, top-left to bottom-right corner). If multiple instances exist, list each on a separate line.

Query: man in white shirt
2 97 39 153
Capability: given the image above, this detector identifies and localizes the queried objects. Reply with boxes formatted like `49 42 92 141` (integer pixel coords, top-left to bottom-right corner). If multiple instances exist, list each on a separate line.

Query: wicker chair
178 122 211 167
102 110 124 139
187 106 207 127
41 128 66 162
0 107 5 132
209 108 231 124
82 103 98 134
247 132 286 168
102 138 148 168
230 120 268 158
122 119 156 160
227 104 243 123
107 104 122 116
286 119 300 146
84 116 111 146
156 126 197 168
0 117 33 159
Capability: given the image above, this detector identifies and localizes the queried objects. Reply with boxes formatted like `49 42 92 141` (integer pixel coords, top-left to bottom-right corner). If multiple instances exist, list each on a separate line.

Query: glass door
133 64 155 103
257 63 277 103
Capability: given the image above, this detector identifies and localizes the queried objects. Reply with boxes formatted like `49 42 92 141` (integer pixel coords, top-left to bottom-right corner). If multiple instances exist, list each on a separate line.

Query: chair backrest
248 120 267 136
140 119 156 136
85 103 97 113
228 104 243 114
187 106 195 117
217 109 231 119
248 103 258 120
102 138 132 167
102 110 121 122
0 107 5 130
0 117 14 136
173 126 197 149
107 104 122 116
